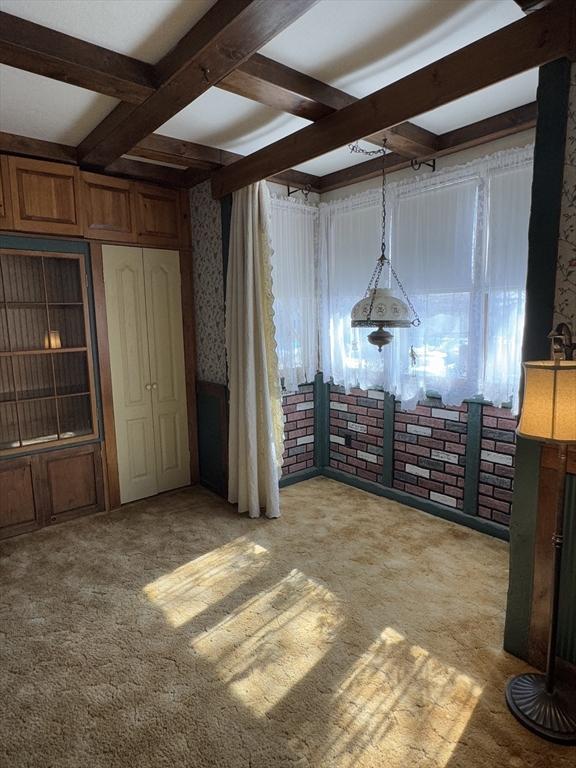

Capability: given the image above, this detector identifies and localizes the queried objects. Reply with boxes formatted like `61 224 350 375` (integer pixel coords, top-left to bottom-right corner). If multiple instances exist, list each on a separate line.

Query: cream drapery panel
226 182 284 519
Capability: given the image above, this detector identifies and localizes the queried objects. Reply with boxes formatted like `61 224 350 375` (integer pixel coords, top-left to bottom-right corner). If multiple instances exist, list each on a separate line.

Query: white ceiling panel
413 71 538 134
260 0 524 96
0 0 216 63
0 65 117 145
160 88 311 156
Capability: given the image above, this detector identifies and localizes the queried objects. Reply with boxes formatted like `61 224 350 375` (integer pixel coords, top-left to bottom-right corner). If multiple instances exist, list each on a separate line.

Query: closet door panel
143 249 190 492
102 245 157 503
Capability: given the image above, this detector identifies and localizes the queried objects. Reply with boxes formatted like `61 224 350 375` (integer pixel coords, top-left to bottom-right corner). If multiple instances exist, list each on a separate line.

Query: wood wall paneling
81 172 137 242
0 456 41 537
8 157 81 235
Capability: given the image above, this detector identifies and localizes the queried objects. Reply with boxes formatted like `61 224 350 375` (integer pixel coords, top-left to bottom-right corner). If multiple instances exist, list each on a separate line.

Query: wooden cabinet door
34 444 105 525
0 155 14 230
135 184 180 248
8 157 81 235
0 456 41 539
81 172 137 242
143 249 190 494
102 245 158 503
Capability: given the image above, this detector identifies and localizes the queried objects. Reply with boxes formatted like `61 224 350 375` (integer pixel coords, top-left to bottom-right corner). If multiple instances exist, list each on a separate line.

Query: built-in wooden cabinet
0 154 184 249
134 184 180 248
0 455 41 538
8 157 82 236
0 444 104 539
81 172 137 242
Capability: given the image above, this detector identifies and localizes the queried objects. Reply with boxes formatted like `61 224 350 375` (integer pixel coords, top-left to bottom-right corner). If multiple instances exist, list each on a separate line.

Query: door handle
145 383 152 391
152 383 158 390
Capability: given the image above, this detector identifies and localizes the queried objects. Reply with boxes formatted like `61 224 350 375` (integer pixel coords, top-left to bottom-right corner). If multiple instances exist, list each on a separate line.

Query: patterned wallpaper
555 64 576 329
189 181 227 385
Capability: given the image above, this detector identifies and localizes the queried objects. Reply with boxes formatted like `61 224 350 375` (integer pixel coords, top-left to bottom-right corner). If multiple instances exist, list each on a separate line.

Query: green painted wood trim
522 59 571 364
505 60 572 663
558 474 576 665
380 393 395 487
323 466 509 541
0 234 89 254
280 467 321 487
314 373 329 469
463 400 483 516
504 438 541 660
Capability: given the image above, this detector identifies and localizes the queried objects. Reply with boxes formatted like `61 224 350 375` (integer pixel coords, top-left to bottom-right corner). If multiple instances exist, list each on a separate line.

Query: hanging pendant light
350 140 420 350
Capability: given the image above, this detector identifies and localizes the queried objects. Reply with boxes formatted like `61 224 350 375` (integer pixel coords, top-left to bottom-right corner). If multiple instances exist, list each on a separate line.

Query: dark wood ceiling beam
514 0 553 12
0 129 320 191
77 0 318 169
218 53 438 157
0 131 78 164
0 12 156 103
211 1 574 198
317 101 538 192
132 133 240 167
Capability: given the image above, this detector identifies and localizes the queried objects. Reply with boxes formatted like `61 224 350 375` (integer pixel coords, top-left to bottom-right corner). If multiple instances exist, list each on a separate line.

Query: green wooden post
463 400 483 516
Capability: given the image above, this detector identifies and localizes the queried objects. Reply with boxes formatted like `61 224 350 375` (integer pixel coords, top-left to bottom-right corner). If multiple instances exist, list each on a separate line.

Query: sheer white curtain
319 146 533 412
318 193 384 391
269 196 319 392
226 182 284 518
481 163 532 406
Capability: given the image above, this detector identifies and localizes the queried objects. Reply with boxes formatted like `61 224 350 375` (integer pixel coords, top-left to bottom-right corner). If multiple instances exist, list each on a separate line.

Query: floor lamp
505 357 576 744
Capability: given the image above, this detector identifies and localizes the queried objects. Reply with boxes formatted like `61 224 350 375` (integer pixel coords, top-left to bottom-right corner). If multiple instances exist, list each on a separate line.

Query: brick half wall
282 384 315 475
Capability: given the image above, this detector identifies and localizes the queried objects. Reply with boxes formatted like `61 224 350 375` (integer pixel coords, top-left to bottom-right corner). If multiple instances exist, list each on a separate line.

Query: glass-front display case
0 250 98 454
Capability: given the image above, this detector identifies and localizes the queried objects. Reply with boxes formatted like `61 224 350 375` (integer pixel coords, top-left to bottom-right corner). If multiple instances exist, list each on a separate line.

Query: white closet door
102 245 158 503
143 249 190 493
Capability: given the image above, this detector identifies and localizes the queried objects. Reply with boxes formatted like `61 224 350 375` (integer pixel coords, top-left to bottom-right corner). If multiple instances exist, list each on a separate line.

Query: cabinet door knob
152 383 158 390
145 383 152 391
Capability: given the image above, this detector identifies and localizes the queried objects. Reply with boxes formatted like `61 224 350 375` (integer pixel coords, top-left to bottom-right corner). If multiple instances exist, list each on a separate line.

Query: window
269 146 533 412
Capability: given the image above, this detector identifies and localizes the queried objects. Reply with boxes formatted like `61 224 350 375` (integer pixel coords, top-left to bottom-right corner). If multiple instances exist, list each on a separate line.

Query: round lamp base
505 673 576 745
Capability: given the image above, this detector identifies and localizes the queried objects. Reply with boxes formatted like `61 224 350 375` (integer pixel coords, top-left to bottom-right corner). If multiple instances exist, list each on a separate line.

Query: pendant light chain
348 140 421 327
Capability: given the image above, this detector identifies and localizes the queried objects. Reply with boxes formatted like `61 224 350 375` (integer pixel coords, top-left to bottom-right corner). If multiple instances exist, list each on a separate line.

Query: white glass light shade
518 361 576 443
351 287 411 328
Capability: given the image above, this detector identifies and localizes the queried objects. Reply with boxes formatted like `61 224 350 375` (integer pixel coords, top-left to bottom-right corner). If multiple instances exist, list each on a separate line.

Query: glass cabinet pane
13 355 55 400
0 403 20 450
6 307 50 351
18 398 59 445
1 254 45 303
58 395 92 438
44 257 82 303
47 306 86 348
53 352 89 395
0 357 15 402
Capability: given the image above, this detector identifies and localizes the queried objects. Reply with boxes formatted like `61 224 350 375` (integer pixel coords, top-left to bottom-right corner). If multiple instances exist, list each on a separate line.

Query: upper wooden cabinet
0 156 13 230
0 155 186 246
8 156 82 236
81 172 136 242
134 184 180 248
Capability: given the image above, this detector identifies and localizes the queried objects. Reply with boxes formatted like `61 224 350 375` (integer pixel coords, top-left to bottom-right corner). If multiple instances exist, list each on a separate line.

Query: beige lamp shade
518 361 576 443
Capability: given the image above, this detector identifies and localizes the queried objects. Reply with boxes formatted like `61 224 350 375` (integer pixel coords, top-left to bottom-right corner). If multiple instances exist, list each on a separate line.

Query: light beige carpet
0 477 571 768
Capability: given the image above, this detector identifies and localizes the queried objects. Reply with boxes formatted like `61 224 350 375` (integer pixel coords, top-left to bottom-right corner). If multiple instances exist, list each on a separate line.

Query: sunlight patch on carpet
143 535 269 627
191 568 343 716
318 627 483 768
